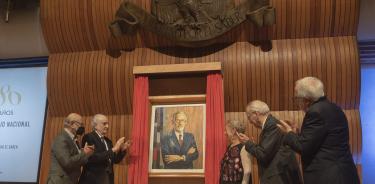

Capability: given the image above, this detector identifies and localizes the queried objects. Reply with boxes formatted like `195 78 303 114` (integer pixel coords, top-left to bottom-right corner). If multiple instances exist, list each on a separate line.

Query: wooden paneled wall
46 36 359 115
40 0 360 52
39 36 362 184
39 0 362 183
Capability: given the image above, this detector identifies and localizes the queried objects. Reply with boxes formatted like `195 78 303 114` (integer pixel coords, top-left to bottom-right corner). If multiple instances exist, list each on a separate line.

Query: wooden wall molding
133 62 222 75
46 36 360 116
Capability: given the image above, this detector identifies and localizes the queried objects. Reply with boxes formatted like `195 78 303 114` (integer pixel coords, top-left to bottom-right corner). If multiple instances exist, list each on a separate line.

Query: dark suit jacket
284 96 360 184
78 131 126 184
161 131 199 169
47 130 88 184
245 115 302 184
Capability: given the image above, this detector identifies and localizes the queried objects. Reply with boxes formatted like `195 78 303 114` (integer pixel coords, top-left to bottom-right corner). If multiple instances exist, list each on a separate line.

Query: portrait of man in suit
149 104 205 173
161 111 199 169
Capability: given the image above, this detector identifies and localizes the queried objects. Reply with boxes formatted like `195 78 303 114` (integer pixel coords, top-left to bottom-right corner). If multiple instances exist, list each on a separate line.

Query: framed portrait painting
148 104 206 174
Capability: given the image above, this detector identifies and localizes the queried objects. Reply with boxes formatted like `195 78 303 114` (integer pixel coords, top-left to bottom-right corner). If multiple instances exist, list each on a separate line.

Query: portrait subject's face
174 113 187 133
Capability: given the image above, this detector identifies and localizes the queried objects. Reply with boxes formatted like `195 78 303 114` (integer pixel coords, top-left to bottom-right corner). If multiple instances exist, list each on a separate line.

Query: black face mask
76 126 85 135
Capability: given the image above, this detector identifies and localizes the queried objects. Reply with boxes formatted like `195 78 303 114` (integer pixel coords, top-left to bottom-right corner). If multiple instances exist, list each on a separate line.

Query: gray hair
295 76 325 101
63 113 81 127
91 114 106 129
227 120 246 134
246 100 270 115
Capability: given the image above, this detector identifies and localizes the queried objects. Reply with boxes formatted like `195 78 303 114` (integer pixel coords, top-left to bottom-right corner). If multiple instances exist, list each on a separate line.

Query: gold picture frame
148 100 206 176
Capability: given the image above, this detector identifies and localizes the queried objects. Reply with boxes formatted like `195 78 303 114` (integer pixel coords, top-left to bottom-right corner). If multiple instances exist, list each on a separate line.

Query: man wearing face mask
237 100 302 184
278 77 360 184
47 113 95 184
78 114 131 184
161 111 199 169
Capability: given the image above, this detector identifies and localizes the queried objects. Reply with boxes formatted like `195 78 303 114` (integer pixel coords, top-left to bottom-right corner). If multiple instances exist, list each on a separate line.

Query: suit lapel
180 133 189 152
259 115 272 142
62 130 79 154
92 131 107 151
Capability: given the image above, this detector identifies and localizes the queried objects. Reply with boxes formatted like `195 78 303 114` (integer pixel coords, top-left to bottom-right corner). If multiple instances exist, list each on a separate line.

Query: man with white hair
47 113 94 184
278 76 360 184
238 100 302 184
78 114 131 184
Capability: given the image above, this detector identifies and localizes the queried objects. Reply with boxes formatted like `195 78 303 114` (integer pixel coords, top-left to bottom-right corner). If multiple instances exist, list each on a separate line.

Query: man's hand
164 155 183 164
238 133 252 143
187 147 196 155
112 137 125 153
277 120 293 133
121 140 132 151
83 142 95 156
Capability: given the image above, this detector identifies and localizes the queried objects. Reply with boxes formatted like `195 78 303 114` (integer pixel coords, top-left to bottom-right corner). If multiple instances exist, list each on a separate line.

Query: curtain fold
205 72 227 184
128 76 149 184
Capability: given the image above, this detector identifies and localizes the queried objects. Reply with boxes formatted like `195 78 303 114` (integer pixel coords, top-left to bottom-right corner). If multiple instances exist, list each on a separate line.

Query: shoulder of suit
82 131 98 141
184 132 195 138
265 116 278 129
83 131 95 138
58 130 71 140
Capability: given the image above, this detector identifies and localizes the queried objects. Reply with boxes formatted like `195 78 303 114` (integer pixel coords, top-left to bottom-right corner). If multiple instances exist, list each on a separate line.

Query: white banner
0 67 47 183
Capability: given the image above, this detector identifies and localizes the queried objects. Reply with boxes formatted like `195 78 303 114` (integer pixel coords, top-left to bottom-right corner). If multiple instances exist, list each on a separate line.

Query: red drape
205 72 227 184
128 76 149 184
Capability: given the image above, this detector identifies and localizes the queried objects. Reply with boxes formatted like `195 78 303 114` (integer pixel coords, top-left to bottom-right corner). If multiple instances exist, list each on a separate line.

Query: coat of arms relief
109 0 275 47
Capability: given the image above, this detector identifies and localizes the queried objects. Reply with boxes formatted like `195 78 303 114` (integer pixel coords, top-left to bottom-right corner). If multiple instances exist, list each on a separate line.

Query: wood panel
40 0 360 53
46 36 360 116
40 36 362 184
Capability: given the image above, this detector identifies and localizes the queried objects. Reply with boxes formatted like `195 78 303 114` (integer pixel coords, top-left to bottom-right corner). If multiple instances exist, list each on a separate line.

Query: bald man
78 114 131 184
47 113 94 184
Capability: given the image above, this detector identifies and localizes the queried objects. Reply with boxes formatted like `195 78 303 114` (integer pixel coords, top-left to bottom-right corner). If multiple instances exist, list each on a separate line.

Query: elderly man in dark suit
238 100 302 184
47 113 94 184
161 111 199 169
278 76 360 184
78 114 131 184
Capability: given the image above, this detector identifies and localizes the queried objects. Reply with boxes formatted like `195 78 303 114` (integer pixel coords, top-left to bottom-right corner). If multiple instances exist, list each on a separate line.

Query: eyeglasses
175 119 187 123
246 112 255 118
71 121 83 126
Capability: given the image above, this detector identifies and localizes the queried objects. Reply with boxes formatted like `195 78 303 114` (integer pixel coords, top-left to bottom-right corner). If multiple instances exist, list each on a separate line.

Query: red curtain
128 76 149 184
205 72 227 184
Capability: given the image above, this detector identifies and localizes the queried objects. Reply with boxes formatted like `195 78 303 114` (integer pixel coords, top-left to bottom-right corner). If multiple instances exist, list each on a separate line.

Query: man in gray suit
47 113 94 184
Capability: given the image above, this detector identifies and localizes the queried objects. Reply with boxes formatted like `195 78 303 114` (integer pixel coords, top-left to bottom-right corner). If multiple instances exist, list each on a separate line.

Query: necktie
101 137 112 165
101 137 109 151
75 140 80 149
73 136 81 152
178 134 183 147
